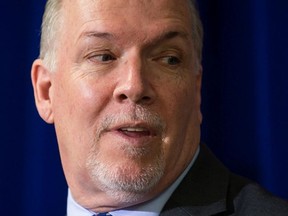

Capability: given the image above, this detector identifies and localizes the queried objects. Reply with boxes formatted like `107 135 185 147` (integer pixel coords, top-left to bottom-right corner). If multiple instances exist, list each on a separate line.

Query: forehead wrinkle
77 31 116 44
65 0 193 45
76 26 192 47
142 30 191 47
67 1 194 52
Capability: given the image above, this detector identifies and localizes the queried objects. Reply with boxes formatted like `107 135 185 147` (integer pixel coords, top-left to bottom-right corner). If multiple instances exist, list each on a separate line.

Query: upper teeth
121 128 147 132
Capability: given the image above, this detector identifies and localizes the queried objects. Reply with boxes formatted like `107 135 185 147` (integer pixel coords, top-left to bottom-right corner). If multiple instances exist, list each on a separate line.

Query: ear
31 59 54 124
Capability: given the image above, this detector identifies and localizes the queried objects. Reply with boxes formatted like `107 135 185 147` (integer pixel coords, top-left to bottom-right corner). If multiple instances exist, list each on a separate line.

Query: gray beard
86 144 165 203
86 106 166 203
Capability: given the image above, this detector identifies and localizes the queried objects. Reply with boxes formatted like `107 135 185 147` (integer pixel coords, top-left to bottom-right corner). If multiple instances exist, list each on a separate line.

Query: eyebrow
78 31 115 41
78 28 189 41
155 31 190 42
77 29 190 45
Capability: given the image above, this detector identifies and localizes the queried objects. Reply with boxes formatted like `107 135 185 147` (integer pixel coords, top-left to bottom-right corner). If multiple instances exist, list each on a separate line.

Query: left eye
160 56 181 66
89 53 116 62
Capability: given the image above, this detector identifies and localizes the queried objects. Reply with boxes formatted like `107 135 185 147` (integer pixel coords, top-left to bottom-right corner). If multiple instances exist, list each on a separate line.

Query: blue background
1 0 287 215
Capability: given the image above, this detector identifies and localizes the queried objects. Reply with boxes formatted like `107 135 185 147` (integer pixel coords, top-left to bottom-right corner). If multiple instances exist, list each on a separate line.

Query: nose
113 56 155 105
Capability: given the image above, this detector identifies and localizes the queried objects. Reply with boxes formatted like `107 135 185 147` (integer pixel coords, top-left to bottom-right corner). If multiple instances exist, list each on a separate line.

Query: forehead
62 0 191 16
61 0 193 41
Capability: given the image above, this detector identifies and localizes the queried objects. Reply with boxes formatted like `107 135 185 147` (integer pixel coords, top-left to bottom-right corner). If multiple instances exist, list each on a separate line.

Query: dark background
1 0 287 215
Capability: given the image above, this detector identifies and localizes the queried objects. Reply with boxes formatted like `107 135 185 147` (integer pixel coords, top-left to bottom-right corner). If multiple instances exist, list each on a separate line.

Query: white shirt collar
67 146 200 216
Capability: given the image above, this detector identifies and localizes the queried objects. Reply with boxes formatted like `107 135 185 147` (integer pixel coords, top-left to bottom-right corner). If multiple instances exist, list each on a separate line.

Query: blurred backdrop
1 0 287 215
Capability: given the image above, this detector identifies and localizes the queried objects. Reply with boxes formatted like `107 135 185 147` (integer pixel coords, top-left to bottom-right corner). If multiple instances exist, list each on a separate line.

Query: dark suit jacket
160 144 288 216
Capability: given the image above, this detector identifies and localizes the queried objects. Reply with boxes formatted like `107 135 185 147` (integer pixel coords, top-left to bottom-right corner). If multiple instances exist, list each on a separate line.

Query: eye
161 56 181 65
88 53 116 63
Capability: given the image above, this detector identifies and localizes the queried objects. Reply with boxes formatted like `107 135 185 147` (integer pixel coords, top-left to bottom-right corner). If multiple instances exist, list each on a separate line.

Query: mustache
97 106 166 136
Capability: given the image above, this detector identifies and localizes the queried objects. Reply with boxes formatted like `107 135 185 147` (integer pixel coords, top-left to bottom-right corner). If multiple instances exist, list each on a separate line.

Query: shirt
67 146 200 216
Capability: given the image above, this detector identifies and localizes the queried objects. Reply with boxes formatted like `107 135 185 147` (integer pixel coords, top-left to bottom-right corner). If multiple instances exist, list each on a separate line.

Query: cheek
165 89 195 138
162 79 196 122
51 76 112 163
54 76 111 124
159 78 200 157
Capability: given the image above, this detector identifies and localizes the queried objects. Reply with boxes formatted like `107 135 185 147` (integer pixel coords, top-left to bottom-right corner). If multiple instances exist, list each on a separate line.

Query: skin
31 0 202 212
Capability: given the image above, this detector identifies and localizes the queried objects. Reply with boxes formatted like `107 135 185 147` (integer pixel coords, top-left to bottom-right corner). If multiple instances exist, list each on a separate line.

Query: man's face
38 0 202 210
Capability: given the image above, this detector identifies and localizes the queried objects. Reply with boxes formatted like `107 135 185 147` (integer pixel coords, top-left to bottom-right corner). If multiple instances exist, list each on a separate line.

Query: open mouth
118 127 152 137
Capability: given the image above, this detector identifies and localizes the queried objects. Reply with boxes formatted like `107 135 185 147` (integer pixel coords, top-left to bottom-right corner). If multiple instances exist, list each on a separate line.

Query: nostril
118 94 128 101
117 93 152 104
142 96 151 101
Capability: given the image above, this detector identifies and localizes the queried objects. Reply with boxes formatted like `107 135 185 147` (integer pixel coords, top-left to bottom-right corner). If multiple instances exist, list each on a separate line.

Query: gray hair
39 0 203 71
188 0 203 65
40 0 63 72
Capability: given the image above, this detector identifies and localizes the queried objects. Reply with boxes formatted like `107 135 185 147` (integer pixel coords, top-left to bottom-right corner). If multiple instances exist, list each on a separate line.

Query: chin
86 149 165 203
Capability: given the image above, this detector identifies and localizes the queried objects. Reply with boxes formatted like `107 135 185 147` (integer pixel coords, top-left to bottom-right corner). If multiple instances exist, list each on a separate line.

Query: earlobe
31 59 54 124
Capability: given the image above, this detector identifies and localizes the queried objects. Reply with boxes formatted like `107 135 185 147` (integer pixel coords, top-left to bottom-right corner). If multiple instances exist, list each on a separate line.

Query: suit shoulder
233 183 288 216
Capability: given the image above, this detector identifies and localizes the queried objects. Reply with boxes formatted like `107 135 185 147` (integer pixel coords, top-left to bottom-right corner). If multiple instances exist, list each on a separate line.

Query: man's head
32 0 203 212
